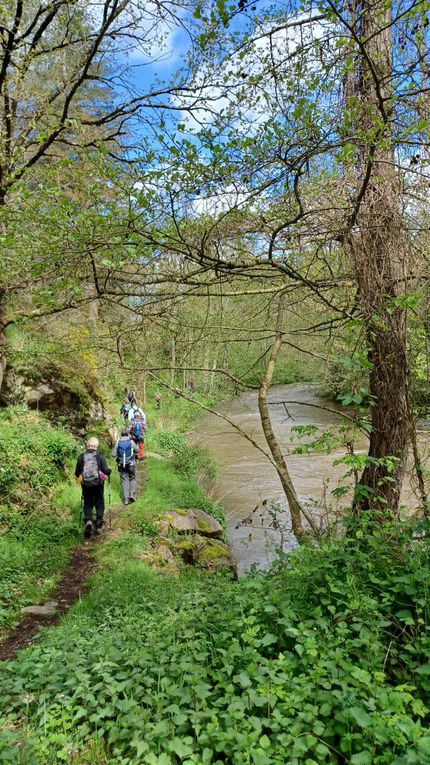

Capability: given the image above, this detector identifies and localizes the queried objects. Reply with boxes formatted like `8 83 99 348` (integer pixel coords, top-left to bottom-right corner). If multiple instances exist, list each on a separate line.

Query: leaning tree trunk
348 0 410 516
258 293 311 542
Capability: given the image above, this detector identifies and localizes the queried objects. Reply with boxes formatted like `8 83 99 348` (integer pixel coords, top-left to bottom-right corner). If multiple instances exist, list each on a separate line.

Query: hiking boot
84 521 93 539
124 499 129 506
129 497 135 504
95 525 103 536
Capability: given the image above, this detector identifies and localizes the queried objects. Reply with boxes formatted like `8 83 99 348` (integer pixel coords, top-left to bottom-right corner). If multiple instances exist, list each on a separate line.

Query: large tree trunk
348 0 410 515
0 286 6 395
258 293 309 542
0 190 8 395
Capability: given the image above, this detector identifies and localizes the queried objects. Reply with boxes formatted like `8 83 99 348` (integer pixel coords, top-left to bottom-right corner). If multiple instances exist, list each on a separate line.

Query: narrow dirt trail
0 538 99 661
0 465 145 662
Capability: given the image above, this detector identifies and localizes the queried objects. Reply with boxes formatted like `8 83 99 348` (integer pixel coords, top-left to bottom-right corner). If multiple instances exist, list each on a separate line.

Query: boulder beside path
156 508 237 578
160 507 223 539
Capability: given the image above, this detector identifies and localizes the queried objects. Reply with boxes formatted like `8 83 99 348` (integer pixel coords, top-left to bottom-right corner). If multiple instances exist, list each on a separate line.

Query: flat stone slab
163 508 223 538
21 601 58 616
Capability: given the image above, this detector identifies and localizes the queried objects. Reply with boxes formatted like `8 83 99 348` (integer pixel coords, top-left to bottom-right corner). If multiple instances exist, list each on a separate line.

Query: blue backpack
131 420 143 439
117 439 133 468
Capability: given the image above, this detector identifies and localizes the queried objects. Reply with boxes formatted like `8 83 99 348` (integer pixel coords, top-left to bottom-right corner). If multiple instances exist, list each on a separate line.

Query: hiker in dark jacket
112 429 139 505
75 437 112 538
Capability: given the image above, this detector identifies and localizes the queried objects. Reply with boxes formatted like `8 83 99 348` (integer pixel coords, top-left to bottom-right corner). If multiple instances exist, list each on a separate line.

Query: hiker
127 403 146 423
154 391 162 409
188 379 196 394
127 391 137 407
112 429 139 506
128 412 146 460
75 437 112 538
120 399 131 422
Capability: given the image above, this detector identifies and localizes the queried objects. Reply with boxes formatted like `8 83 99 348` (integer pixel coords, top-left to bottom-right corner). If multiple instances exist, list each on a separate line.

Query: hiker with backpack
120 399 131 422
75 437 112 538
112 429 139 505
128 412 146 460
127 403 145 424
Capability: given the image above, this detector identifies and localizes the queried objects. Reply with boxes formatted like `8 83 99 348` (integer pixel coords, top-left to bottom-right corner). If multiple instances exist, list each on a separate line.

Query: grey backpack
82 452 100 487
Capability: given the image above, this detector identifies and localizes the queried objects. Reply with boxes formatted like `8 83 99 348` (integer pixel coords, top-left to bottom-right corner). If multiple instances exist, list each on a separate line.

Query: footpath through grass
2 446 430 765
2 399 430 765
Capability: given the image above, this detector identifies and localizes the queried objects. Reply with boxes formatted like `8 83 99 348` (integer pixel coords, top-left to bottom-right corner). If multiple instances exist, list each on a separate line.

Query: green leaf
351 752 373 765
169 738 194 758
259 735 271 749
349 707 371 728
415 664 430 675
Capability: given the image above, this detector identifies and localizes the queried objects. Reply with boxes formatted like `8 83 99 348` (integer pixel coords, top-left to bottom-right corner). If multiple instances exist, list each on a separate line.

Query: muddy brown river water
191 384 427 576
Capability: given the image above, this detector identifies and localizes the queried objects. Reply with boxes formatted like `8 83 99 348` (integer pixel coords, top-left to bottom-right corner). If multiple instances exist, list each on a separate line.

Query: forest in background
1 0 430 525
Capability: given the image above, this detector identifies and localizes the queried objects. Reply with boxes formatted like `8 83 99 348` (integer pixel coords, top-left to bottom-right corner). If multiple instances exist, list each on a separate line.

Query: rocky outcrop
152 508 236 578
178 535 237 576
1 366 116 442
160 508 223 539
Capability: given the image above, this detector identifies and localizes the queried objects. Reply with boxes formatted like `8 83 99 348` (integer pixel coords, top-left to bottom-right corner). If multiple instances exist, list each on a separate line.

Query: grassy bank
0 405 125 636
0 408 83 635
1 516 430 764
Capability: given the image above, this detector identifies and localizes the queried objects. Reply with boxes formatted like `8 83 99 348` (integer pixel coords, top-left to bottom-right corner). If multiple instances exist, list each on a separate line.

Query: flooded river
191 384 426 576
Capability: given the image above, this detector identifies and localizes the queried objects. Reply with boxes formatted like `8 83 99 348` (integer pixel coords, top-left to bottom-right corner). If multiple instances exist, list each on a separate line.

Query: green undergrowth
1 519 430 765
0 406 123 635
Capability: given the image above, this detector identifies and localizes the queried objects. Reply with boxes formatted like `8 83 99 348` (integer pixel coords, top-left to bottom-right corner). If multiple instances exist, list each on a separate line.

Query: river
191 384 427 576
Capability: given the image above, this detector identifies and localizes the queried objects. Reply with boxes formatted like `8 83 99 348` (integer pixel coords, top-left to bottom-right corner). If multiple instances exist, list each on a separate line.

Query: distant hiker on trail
120 399 131 422
154 391 162 409
127 391 137 407
128 410 146 460
188 379 196 394
75 437 112 538
112 429 139 506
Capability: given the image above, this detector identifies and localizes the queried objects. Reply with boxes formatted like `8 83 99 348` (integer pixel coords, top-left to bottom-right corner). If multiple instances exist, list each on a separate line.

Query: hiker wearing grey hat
75 437 112 538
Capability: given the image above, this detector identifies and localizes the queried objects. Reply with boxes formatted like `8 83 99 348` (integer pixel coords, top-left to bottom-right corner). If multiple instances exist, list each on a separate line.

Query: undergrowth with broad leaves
0 407 81 632
1 519 430 765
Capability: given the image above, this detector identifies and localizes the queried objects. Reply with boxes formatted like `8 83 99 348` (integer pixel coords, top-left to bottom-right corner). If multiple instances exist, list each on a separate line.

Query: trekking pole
79 494 84 528
108 475 112 530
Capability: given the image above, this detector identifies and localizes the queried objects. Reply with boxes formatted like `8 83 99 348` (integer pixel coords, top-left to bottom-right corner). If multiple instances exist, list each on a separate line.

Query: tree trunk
258 293 309 542
0 189 8 394
170 337 176 388
203 346 211 394
0 286 6 396
142 371 147 408
348 0 410 516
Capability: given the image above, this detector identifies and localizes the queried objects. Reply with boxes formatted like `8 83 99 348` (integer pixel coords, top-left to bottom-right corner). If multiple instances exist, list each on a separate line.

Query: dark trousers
82 485 105 528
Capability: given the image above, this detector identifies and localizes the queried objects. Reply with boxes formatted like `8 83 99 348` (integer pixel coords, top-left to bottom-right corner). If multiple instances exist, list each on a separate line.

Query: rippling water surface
191 384 427 576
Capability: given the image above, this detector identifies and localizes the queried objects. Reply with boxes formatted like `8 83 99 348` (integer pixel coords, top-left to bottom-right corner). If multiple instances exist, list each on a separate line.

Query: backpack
130 420 142 440
82 452 100 487
117 439 133 468
120 402 131 417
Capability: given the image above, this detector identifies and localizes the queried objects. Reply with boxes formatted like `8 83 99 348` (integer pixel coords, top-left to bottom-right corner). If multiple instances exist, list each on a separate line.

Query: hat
87 436 99 449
